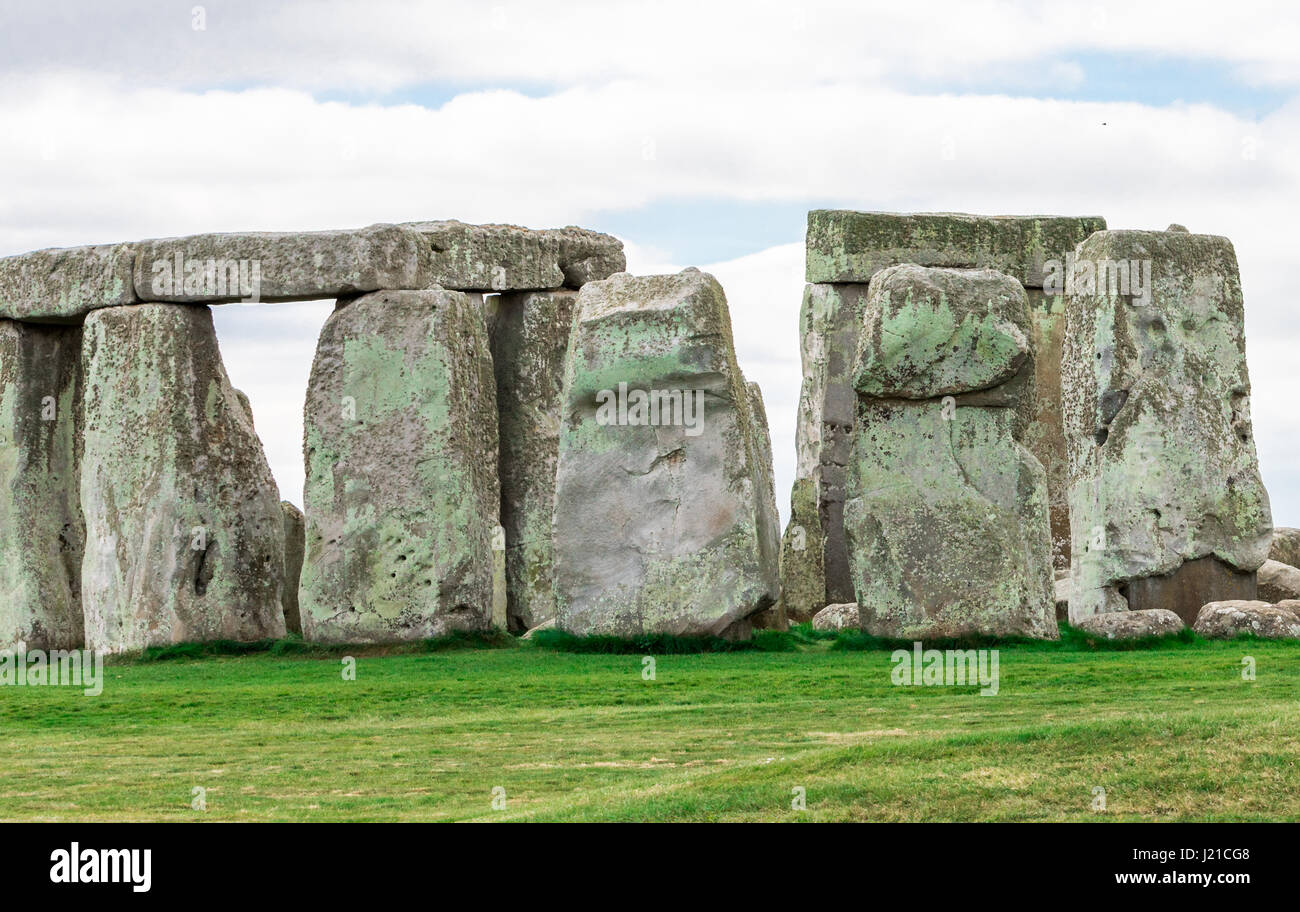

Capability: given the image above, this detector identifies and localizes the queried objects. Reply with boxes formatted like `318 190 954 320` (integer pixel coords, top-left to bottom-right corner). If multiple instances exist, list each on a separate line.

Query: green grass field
2 628 1298 821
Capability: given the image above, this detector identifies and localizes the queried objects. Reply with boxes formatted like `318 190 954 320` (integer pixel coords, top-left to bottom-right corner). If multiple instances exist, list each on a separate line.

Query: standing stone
80 304 286 652
280 501 305 635
783 212 1106 617
552 269 779 637
300 289 500 642
0 321 84 649
489 289 579 632
843 265 1056 639
746 380 785 629
1063 230 1272 622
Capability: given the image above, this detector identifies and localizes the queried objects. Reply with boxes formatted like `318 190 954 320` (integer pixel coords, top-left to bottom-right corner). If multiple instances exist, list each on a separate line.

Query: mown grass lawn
1 630 1297 821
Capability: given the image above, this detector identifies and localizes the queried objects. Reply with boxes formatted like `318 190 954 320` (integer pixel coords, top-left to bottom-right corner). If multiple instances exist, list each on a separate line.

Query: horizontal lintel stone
0 243 137 321
404 220 625 292
133 223 433 303
806 210 1107 287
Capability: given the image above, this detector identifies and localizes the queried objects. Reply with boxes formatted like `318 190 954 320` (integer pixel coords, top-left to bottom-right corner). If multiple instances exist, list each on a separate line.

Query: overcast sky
3 1 1298 524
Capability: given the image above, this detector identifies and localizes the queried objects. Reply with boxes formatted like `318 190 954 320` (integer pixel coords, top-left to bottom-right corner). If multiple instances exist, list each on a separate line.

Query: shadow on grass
118 629 515 664
108 620 1295 664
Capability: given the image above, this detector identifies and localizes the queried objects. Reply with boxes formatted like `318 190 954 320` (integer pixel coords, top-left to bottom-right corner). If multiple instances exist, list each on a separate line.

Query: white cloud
3 26 1299 525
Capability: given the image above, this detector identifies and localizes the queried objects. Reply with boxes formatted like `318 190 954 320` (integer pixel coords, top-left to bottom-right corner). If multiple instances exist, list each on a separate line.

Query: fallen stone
280 501 305 636
1271 599 1300 621
80 304 286 652
1064 229 1272 622
844 265 1056 639
552 269 779 637
132 223 432 303
300 289 500 642
1269 527 1300 568
1074 609 1184 639
405 221 625 291
0 243 137 321
1257 559 1300 603
806 210 1106 287
0 320 85 649
1193 601 1300 639
489 289 578 632
812 602 860 632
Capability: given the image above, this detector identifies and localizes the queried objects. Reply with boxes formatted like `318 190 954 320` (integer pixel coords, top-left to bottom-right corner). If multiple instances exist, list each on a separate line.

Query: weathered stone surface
746 380 785 630
1063 230 1272 621
1024 289 1072 568
300 289 499 642
845 266 1056 639
1193 601 1300 639
80 304 286 652
1269 527 1300 568
778 476 825 623
0 321 84 649
787 282 870 607
405 221 625 291
1123 555 1257 626
1074 608 1183 639
1272 599 1300 620
812 602 859 632
552 269 779 637
1053 576 1071 623
854 266 1031 399
489 289 579 632
788 214 1103 599
0 243 137 321
1257 559 1300 603
280 501 305 636
133 224 432 303
806 211 1106 287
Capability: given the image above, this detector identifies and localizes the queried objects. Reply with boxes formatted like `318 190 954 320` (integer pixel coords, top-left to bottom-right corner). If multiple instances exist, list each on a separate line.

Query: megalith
552 269 780 637
300 289 500 642
0 320 85 649
1062 229 1272 623
784 211 1105 622
80 304 286 652
488 289 579 632
843 265 1056 639
280 501 306 635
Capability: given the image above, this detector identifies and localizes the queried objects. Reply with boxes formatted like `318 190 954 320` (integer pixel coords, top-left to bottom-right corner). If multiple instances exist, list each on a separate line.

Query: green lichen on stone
0 320 85 649
843 265 1056 639
552 269 778 637
806 211 1106 287
854 265 1030 399
79 304 285 653
300 289 500 643
1063 230 1272 618
0 243 137 321
491 290 578 632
